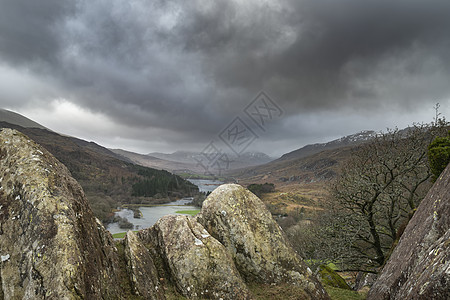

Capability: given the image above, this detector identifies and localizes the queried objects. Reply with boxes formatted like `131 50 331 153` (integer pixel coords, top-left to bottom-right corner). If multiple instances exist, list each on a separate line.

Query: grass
112 231 138 239
248 283 309 300
324 285 367 300
175 209 201 216
305 260 339 270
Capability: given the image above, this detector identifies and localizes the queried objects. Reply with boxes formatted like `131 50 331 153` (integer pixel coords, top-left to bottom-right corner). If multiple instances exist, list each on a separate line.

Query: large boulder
197 184 329 300
368 164 450 300
123 231 165 300
0 129 122 299
138 215 252 299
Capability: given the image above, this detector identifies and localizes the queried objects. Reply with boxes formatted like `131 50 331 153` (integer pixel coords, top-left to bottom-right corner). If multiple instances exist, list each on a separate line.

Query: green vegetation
175 209 200 216
323 285 366 300
325 123 448 272
0 123 200 224
428 131 450 181
177 172 216 180
112 231 139 239
131 166 198 197
112 232 127 239
247 183 275 197
248 283 309 300
318 265 351 289
280 118 449 279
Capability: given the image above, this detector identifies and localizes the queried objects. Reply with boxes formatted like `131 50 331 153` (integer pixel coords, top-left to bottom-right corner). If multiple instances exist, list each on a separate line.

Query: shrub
428 132 450 181
247 183 275 197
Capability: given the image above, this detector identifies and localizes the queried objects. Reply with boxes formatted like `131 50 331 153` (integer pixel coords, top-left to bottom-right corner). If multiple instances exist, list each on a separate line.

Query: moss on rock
0 128 122 299
139 215 252 299
317 265 351 290
197 184 330 300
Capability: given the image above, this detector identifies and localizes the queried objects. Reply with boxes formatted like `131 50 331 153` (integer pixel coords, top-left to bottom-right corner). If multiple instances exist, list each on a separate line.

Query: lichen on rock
368 164 450 300
0 128 332 299
139 215 252 300
123 230 165 300
0 128 122 299
197 184 330 300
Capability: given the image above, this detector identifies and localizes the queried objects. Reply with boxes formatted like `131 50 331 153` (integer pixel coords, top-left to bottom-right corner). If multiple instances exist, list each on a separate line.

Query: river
186 179 223 193
106 179 223 235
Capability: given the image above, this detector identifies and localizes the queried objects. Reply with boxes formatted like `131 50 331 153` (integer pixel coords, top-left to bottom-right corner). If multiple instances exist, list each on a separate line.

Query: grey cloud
0 0 449 154
0 0 74 65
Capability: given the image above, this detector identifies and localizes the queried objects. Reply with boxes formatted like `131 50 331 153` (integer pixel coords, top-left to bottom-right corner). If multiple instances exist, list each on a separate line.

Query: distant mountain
231 146 353 186
230 130 378 186
111 149 198 173
0 108 48 129
119 150 274 175
149 150 273 166
148 150 199 164
0 119 198 223
277 130 376 162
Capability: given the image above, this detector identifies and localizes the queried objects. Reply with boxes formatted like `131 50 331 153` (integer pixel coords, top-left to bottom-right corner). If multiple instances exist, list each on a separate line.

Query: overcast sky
1 0 449 157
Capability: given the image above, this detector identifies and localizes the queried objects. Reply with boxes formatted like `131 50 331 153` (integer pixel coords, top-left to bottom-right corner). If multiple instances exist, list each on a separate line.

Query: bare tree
326 122 448 272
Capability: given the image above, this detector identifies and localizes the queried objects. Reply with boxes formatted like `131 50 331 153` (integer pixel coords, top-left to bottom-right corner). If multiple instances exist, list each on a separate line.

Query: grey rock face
197 184 329 300
0 129 122 299
368 164 450 300
124 231 165 300
0 128 333 299
139 215 252 300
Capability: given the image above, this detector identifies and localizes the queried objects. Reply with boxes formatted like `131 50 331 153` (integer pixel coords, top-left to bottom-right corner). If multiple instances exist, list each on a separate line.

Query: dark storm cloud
0 0 74 65
1 0 450 153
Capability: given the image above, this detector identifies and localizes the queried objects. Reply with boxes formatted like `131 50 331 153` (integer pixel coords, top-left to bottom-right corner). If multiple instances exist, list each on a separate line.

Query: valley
1 109 449 300
2 2 450 298
0 117 199 224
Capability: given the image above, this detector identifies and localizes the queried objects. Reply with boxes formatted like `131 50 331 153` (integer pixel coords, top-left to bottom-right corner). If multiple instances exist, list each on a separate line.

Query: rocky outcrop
123 231 164 300
138 215 252 299
0 129 122 299
197 184 329 300
368 164 450 300
0 128 330 299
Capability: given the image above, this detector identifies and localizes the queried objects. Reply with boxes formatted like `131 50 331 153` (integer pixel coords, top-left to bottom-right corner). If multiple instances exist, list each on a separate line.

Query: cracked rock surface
0 129 122 299
123 230 165 300
0 128 331 299
139 215 252 299
368 164 450 300
197 184 330 300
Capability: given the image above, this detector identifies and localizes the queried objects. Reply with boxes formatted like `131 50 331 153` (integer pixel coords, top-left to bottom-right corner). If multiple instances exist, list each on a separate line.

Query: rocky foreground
0 129 330 299
368 163 450 299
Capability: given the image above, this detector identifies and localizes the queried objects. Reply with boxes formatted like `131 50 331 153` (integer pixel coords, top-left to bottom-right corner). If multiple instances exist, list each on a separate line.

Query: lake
106 179 223 235
187 179 223 193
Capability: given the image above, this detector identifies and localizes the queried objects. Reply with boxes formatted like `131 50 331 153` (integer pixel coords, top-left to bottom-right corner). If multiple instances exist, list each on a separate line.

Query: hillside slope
0 130 330 299
230 131 377 187
231 145 354 186
0 108 48 129
0 121 198 222
112 148 204 174
276 131 375 162
115 149 274 176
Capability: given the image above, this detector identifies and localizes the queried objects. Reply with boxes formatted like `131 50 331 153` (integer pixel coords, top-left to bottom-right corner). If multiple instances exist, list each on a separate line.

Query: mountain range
0 108 382 210
112 149 274 176
229 130 378 186
0 109 198 223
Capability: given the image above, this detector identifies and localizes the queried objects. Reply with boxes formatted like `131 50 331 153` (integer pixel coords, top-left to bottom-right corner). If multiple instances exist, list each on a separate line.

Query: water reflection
107 179 223 235
107 200 198 235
